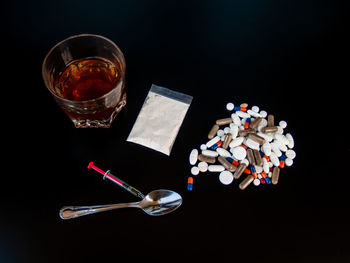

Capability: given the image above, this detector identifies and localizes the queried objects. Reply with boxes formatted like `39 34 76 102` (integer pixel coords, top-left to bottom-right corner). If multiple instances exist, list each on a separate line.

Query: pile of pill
187 102 295 191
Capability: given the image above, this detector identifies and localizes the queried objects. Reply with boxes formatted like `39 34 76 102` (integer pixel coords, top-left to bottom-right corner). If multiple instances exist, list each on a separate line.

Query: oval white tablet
216 148 231 158
219 171 234 185
189 149 198 165
285 158 293 166
244 138 260 150
231 146 247 160
229 136 244 148
191 166 200 175
208 165 225 172
202 150 218 157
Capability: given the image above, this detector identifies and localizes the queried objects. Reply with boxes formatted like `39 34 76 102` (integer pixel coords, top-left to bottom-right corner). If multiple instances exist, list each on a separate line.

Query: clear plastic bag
127 84 193 155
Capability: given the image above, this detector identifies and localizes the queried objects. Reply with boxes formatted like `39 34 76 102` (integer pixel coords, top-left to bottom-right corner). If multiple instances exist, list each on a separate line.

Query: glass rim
42 33 126 104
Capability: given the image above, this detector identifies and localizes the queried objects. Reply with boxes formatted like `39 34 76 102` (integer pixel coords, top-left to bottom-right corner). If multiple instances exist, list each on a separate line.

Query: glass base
72 98 126 128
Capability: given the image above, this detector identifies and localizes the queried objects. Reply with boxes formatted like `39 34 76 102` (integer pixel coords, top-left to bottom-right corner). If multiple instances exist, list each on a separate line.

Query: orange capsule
263 155 270 162
279 160 285 168
216 141 223 147
187 177 193 184
240 107 247 112
240 144 248 149
261 171 267 178
244 122 250 130
232 160 240 166
244 168 251 174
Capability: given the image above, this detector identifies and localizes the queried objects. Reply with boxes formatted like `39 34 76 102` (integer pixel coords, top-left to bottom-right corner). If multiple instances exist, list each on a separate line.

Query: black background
1 0 349 262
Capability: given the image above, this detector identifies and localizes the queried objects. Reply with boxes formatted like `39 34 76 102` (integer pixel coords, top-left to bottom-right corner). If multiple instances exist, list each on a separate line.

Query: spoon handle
59 202 139 220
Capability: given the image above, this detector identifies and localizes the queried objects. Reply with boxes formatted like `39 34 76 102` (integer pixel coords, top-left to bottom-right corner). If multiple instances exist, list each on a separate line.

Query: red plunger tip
88 162 94 169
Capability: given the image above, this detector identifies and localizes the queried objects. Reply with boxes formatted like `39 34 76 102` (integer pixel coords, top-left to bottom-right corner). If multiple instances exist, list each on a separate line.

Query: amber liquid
54 58 125 126
56 58 121 101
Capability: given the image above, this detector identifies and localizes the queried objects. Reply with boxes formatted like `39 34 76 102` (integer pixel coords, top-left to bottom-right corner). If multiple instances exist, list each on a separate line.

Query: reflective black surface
1 1 348 262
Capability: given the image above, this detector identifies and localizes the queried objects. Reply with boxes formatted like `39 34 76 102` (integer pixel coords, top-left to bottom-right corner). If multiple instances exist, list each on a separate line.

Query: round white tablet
226 102 234 111
231 146 247 160
219 171 234 185
285 149 296 159
198 162 208 172
191 166 200 175
253 178 261 186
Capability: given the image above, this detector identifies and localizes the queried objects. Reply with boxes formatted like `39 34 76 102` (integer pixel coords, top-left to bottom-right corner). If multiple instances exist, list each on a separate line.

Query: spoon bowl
59 189 182 219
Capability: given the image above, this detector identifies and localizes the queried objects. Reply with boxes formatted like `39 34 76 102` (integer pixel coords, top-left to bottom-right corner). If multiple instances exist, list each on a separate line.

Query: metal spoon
59 189 182 219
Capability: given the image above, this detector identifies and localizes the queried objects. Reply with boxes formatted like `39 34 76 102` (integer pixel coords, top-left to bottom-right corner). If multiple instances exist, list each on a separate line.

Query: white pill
217 129 225 137
244 138 260 150
206 136 220 148
219 171 234 185
202 149 219 157
230 124 239 139
274 134 289 145
274 140 288 152
189 149 198 165
268 172 272 178
247 109 262 118
198 161 208 172
241 159 249 166
208 165 225 172
231 146 247 160
216 148 231 158
285 133 294 149
276 126 284 134
270 142 282 157
259 110 268 118
285 149 296 159
191 166 200 175
285 158 293 166
270 152 280 167
200 144 207 151
224 127 231 134
279 120 287 129
262 142 272 156
226 102 234 111
263 158 270 173
236 111 250 119
231 113 241 125
229 136 244 148
252 106 260 113
253 178 261 186
258 174 262 179
255 165 263 173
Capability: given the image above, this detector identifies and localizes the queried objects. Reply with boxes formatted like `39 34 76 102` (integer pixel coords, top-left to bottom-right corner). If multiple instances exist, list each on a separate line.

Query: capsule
279 154 286 168
187 177 193 191
267 114 274 127
253 149 263 166
216 118 233 126
248 133 266 145
233 163 247 179
218 156 235 171
244 118 251 130
261 126 279 133
222 133 232 149
249 117 262 129
239 175 254 190
208 124 220 139
198 154 216 164
271 167 280 185
246 148 256 166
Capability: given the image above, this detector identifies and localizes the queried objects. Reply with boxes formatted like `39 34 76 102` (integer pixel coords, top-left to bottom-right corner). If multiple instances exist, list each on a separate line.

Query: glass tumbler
42 34 126 128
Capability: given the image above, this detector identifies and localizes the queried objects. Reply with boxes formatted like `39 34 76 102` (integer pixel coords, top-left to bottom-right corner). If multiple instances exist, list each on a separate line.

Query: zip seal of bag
127 84 193 155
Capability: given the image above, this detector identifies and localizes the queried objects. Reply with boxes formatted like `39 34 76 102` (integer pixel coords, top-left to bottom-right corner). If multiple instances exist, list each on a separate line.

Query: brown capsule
261 126 279 133
267 114 274 127
216 118 232 126
233 163 247 179
238 128 255 137
248 133 266 145
208 124 220 139
239 175 254 190
246 149 256 166
272 167 280 185
222 133 232 149
249 117 262 129
198 154 216 164
217 156 234 171
253 149 263 166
